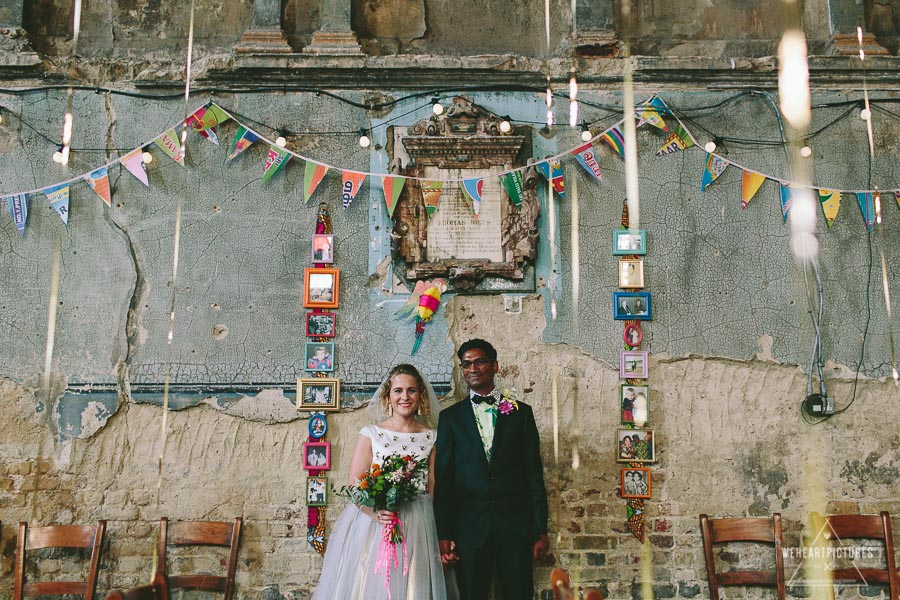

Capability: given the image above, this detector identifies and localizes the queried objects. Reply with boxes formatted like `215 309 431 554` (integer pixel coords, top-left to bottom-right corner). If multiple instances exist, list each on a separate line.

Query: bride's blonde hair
379 364 432 423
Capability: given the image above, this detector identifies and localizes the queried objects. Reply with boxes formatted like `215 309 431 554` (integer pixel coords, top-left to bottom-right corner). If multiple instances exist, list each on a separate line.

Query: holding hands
439 539 460 565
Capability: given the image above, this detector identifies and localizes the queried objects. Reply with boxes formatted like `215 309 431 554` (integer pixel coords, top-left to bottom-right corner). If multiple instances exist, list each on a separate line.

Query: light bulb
800 145 812 158
359 133 371 148
432 100 444 115
275 136 287 148
52 150 63 163
142 151 154 164
704 141 717 153
499 119 511 133
860 108 871 120
581 129 592 142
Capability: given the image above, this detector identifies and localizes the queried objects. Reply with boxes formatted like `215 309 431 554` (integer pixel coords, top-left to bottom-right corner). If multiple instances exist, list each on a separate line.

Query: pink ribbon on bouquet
374 515 408 599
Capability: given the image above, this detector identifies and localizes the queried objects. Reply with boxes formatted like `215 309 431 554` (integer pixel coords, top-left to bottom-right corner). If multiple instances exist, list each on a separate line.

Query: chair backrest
809 511 897 600
157 517 242 600
13 520 107 600
104 572 170 600
699 513 786 600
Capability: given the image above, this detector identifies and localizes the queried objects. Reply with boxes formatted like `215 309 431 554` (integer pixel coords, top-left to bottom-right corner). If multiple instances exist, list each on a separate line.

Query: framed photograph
620 351 648 379
312 234 334 264
617 428 655 463
618 258 645 289
297 378 341 412
308 414 328 439
624 322 643 347
620 385 650 426
302 441 331 471
303 268 340 309
305 342 335 372
613 291 652 321
306 475 328 506
621 467 652 499
613 229 647 256
306 311 336 338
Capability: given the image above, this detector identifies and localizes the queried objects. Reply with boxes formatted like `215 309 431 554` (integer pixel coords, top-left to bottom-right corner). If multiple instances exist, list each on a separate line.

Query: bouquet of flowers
337 453 429 595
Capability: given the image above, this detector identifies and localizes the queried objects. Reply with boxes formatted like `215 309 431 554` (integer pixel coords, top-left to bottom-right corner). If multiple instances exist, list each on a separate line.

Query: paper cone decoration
382 175 406 218
461 178 483 216
6 193 28 235
421 180 443 219
120 149 149 186
43 183 70 225
303 162 329 203
638 95 670 131
262 146 292 183
600 126 626 159
341 171 366 209
571 143 603 180
499 170 526 207
741 170 766 209
779 185 794 222
154 128 185 166
700 153 729 191
84 166 112 206
536 160 566 200
818 189 841 227
228 126 260 161
856 192 875 231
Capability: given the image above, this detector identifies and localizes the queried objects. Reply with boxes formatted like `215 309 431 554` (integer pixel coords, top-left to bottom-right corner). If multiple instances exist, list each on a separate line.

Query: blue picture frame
613 291 652 320
308 414 328 439
612 229 647 256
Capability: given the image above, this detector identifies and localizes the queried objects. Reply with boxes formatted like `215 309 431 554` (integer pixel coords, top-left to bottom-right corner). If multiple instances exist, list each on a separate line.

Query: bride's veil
366 364 442 428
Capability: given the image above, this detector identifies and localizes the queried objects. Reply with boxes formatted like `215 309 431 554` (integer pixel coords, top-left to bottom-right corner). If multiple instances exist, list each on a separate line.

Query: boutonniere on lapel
497 388 519 416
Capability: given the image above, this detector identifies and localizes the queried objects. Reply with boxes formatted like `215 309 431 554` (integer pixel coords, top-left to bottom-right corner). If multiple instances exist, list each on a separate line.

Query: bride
312 364 455 600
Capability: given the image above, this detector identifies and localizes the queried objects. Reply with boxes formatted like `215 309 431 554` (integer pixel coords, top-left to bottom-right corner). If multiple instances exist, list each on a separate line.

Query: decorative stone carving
236 0 292 54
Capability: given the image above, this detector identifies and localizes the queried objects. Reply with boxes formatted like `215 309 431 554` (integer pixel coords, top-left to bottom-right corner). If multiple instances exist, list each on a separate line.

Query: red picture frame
302 441 332 471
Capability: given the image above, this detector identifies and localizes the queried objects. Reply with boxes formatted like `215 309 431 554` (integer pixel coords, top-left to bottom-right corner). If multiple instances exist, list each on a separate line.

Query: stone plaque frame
389 97 540 291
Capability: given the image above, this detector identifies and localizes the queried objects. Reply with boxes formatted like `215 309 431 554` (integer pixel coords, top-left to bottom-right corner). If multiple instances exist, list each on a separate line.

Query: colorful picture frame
624 322 643 347
617 428 655 463
621 467 652 499
618 258 645 289
620 384 650 426
620 351 648 379
306 475 328 506
302 441 331 471
308 414 328 439
305 342 335 372
613 291 652 321
306 311 336 338
312 234 334 264
303 268 340 309
613 229 647 256
297 378 341 412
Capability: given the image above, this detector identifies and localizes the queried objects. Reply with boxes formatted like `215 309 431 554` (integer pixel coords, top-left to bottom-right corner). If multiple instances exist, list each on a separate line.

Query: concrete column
573 0 620 57
302 0 363 55
0 0 34 53
236 0 292 54
824 0 888 56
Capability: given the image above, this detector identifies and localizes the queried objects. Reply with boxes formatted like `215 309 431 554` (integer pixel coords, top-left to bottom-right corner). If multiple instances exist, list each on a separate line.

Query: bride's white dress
312 425 454 600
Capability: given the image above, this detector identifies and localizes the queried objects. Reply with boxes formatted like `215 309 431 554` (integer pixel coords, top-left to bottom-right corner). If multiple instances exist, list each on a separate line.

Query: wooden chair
551 568 605 600
809 511 897 600
104 572 170 600
157 517 242 600
13 520 107 600
699 513 786 600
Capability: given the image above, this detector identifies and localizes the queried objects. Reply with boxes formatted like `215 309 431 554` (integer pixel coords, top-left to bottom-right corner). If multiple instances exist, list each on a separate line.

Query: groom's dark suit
434 395 548 599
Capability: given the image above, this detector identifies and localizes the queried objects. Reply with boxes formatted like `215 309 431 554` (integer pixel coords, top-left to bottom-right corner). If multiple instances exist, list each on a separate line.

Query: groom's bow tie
472 394 496 405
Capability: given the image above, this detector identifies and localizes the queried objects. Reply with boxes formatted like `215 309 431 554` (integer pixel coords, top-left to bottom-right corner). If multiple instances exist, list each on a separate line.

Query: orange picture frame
303 267 340 309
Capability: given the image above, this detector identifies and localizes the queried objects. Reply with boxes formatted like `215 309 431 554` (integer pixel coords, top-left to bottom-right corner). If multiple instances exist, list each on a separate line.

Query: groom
434 338 549 599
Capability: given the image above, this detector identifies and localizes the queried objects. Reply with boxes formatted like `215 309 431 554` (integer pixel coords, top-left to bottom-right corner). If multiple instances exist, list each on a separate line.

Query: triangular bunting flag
84 166 112 206
536 160 566 200
656 122 695 156
421 180 443 219
382 176 406 218
154 128 185 166
700 153 729 191
120 149 149 186
461 178 483 216
780 184 794 222
818 189 841 227
741 170 766 209
228 126 260 161
185 105 220 145
303 161 329 203
499 170 526 207
6 193 28 235
600 126 626 159
204 103 231 127
341 171 366 209
856 192 875 231
43 183 70 225
262 145 292 183
571 143 603 181
895 191 900 210
638 95 670 131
